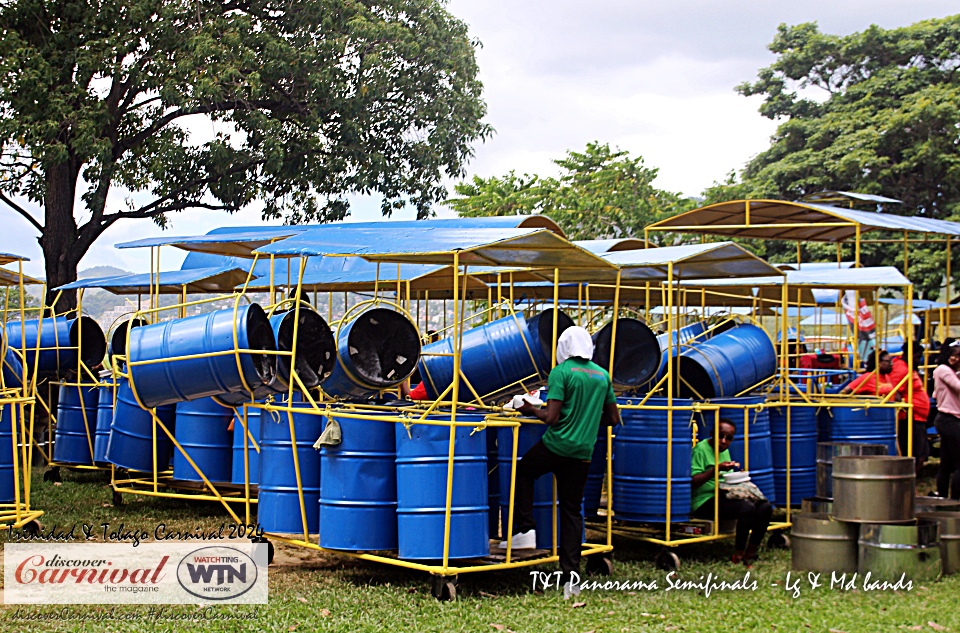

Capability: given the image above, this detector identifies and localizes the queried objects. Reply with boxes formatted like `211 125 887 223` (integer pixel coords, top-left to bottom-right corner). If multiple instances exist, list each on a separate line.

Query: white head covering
556 326 594 364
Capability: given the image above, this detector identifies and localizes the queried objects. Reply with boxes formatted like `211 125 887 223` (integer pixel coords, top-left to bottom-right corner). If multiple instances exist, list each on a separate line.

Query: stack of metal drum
792 446 960 580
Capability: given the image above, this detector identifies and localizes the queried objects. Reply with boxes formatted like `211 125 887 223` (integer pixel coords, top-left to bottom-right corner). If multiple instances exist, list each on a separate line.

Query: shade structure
127 304 277 408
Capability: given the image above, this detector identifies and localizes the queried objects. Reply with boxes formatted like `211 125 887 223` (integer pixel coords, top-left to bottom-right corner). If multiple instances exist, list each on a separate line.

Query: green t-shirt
690 439 731 512
542 358 617 461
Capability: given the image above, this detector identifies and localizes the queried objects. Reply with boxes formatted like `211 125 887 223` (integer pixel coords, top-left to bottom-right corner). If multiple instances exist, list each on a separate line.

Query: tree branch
0 192 43 232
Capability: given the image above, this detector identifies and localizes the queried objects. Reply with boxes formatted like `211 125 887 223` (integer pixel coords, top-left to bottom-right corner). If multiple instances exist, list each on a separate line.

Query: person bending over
691 418 773 566
504 326 620 600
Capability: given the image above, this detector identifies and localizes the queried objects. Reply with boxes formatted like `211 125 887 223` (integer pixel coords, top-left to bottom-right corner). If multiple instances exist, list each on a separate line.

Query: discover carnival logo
4 543 267 604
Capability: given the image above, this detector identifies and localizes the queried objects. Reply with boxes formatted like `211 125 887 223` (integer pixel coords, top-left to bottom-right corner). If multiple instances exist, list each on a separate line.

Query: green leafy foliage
707 16 960 297
0 0 491 306
446 142 694 242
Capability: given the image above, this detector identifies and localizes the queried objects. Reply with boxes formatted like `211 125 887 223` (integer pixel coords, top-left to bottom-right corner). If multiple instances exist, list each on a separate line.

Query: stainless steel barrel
791 513 858 573
816 442 888 499
832 456 915 523
801 496 834 515
915 497 960 514
858 520 942 581
918 512 960 575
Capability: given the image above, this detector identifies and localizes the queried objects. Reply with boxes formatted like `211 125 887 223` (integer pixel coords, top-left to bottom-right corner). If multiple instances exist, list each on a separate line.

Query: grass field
1 466 958 633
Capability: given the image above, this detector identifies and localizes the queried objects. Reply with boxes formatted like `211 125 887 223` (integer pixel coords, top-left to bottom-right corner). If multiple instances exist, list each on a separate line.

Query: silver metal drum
918 512 960 576
915 497 960 514
801 496 834 515
791 513 858 573
832 456 915 523
858 520 942 581
816 442 888 499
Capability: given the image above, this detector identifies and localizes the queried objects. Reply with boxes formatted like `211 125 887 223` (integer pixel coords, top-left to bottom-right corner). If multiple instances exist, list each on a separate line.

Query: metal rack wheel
767 533 791 549
23 520 43 537
43 467 61 483
585 554 614 576
112 490 124 507
430 575 458 601
251 536 275 565
655 549 681 572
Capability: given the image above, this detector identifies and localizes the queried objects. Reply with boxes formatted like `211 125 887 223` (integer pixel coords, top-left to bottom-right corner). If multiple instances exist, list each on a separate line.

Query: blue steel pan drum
397 414 488 559
232 406 262 486
93 380 116 466
4 316 106 377
172 397 234 483
613 398 695 522
105 378 177 472
320 412 398 551
525 309 574 378
53 384 100 465
0 402 18 502
674 324 777 399
106 317 147 370
768 403 818 505
127 304 277 408
818 400 898 457
257 402 323 534
591 318 661 392
323 308 421 400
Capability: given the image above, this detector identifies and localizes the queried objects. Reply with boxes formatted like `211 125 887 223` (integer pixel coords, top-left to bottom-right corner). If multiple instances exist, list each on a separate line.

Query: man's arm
599 401 621 428
517 399 562 426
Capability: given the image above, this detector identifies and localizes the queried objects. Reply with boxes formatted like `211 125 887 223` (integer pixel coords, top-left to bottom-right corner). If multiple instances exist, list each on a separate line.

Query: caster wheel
112 491 124 507
431 575 458 601
251 537 275 565
23 520 43 536
655 550 680 572
586 554 613 576
43 467 61 483
767 533 791 550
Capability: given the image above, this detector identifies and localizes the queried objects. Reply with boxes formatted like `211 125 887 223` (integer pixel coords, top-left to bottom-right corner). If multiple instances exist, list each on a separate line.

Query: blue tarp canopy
253 227 613 270
54 266 250 294
645 199 960 242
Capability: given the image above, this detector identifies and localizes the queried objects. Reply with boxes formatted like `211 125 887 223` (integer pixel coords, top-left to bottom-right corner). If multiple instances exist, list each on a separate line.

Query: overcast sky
5 1 958 278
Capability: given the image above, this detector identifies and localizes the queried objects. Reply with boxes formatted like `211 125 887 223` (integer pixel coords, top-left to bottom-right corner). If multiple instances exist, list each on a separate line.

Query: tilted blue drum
232 406 261 486
583 437 608 519
323 308 421 400
172 397 234 483
525 309 574 379
126 303 277 408
53 384 100 465
320 412 397 551
105 378 177 472
487 429 500 539
93 382 116 466
4 316 105 377
397 414 488 559
768 403 818 505
258 402 323 534
613 398 694 522
675 324 777 399
591 318 661 391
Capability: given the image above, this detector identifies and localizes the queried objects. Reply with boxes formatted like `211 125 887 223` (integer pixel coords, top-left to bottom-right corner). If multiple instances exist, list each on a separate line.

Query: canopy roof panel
681 266 911 290
54 267 249 294
574 238 647 253
601 242 783 282
0 267 42 287
0 253 29 265
645 200 960 241
801 191 902 205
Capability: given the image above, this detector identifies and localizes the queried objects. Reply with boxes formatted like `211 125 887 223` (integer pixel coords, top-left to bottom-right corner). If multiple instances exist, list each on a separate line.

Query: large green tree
446 142 692 242
706 16 960 296
0 0 490 310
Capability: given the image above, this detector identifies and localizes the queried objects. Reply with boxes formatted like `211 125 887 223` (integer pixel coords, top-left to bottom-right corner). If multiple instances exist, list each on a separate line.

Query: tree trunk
40 162 80 314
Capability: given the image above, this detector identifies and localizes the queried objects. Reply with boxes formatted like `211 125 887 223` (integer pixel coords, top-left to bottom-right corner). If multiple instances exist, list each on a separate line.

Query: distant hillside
78 265 129 279
76 266 132 323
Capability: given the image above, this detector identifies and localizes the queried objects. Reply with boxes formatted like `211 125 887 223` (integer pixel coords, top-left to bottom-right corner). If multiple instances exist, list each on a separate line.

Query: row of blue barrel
580 394 898 523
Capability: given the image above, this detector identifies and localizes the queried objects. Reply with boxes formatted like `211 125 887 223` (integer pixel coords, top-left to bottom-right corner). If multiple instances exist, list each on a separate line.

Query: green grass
1 466 958 633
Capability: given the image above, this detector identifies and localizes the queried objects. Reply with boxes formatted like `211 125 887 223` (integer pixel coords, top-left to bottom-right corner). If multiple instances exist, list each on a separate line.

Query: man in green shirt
506 326 619 599
691 418 773 566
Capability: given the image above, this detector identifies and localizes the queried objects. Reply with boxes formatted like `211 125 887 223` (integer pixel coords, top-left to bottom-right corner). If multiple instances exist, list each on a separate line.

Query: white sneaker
563 581 581 601
497 529 537 550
